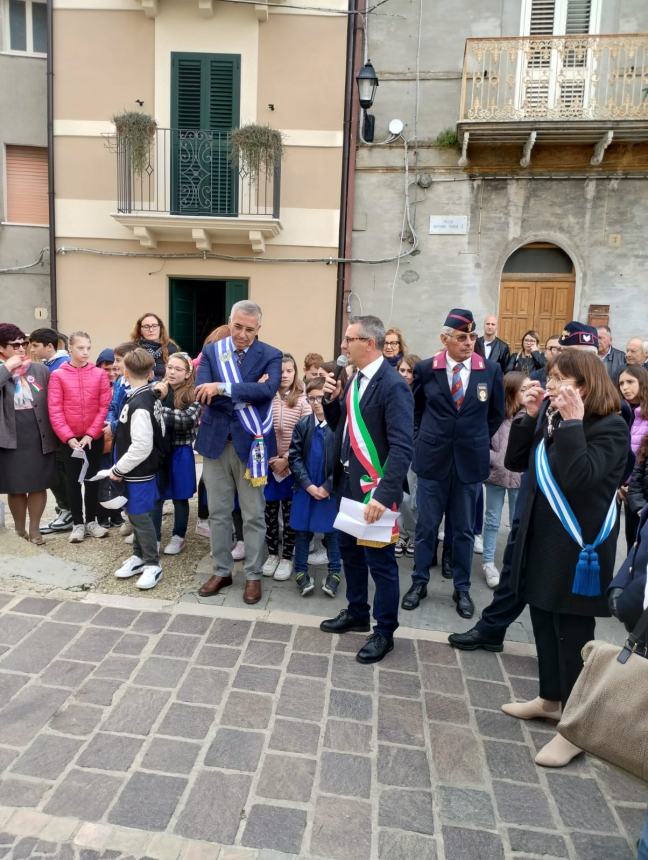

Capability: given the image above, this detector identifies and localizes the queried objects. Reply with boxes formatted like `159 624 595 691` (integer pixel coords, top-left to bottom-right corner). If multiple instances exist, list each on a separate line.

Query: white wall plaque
429 215 469 235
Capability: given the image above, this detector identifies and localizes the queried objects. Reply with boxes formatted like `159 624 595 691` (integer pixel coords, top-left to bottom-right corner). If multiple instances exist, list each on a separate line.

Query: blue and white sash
214 337 273 486
535 438 618 597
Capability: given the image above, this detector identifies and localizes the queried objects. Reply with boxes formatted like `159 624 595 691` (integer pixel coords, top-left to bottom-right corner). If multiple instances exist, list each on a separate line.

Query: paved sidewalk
0 591 645 860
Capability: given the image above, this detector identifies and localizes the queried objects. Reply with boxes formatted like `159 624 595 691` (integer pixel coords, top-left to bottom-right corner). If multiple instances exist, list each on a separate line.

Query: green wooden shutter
225 279 249 319
171 52 240 216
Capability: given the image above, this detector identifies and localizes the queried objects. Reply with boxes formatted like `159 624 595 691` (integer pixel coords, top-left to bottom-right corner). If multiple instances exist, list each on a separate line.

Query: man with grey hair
597 325 625 385
626 337 648 370
194 300 282 605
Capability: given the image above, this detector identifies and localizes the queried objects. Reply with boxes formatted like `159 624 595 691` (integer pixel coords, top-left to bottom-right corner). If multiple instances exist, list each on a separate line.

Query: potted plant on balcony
229 124 284 184
112 111 157 175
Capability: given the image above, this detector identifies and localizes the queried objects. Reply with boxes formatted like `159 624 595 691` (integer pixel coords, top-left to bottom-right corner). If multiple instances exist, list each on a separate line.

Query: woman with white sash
502 350 628 767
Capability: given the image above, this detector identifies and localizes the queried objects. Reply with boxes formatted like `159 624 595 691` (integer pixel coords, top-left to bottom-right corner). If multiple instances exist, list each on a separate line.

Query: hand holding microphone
322 354 348 402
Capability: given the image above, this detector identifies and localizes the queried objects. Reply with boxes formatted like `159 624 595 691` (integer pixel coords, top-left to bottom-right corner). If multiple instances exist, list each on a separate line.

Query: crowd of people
2 304 648 783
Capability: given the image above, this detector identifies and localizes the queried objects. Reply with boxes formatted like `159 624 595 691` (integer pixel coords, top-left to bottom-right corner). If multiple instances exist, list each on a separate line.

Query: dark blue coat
323 359 413 509
195 339 282 462
412 351 504 484
610 506 648 630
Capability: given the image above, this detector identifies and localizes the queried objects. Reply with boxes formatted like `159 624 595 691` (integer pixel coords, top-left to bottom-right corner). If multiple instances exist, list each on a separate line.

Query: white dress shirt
446 355 471 395
483 339 494 360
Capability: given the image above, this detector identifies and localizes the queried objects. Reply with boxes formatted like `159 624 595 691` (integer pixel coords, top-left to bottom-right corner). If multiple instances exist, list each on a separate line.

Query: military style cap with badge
445 308 477 333
558 321 599 351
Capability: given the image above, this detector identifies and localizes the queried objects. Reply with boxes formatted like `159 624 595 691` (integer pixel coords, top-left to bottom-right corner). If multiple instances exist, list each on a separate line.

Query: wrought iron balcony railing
460 34 648 123
115 127 281 219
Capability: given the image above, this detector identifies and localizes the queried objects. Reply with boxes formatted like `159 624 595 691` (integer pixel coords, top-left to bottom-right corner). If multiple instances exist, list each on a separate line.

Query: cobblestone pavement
0 592 645 860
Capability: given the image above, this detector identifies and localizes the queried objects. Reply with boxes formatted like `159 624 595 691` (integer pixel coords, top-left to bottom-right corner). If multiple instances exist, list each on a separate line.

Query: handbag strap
618 605 648 664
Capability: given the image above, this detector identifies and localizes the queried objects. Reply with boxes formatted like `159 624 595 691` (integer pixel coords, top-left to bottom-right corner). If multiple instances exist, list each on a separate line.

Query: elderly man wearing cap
402 309 505 619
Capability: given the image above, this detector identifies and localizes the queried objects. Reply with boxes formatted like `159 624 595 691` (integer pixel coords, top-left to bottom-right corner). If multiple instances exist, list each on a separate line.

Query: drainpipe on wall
334 0 362 354
46 0 58 331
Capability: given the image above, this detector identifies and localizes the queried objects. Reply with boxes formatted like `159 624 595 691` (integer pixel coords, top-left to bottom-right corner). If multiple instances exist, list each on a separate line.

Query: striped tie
236 350 245 367
451 363 464 410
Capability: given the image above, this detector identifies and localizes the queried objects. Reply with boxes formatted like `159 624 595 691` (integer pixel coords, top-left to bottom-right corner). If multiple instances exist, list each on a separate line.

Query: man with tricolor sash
319 315 414 664
402 308 504 620
194 301 282 605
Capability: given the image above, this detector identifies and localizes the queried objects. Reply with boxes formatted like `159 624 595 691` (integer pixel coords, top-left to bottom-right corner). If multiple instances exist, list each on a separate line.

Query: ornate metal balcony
457 34 648 166
111 127 282 253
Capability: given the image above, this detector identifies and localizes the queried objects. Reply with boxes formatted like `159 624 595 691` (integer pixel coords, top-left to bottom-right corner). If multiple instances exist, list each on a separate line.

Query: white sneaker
68 524 85 543
307 549 329 566
119 520 133 537
114 555 145 579
231 540 246 561
136 565 163 590
473 535 484 554
164 535 186 555
86 520 108 539
273 559 293 581
195 519 210 538
124 533 134 545
262 555 279 576
483 562 500 588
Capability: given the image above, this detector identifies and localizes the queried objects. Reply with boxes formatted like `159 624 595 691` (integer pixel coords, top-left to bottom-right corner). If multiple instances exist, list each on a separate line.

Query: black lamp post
356 60 378 142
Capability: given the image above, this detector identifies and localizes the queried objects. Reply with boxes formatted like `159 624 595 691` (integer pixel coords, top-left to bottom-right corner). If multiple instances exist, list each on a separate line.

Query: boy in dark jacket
288 378 341 596
109 348 166 590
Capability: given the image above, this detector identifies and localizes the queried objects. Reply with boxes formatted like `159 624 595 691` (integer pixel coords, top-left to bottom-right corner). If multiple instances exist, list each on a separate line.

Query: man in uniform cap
403 309 504 619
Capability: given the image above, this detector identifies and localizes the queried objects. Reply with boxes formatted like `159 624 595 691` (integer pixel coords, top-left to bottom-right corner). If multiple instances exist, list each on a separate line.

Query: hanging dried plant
229 124 284 183
112 111 157 175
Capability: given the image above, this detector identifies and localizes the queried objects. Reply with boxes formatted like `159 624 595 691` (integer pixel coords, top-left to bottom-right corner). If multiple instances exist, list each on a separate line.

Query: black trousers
51 445 69 511
61 438 103 525
529 605 595 708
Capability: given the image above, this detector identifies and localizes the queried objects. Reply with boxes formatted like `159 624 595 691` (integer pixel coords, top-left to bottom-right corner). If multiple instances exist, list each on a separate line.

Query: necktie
341 372 363 463
451 363 464 410
236 350 245 368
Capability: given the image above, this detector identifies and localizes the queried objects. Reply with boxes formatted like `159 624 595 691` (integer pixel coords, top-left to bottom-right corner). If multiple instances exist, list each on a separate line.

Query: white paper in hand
86 468 113 482
333 496 398 543
100 495 128 510
71 448 89 484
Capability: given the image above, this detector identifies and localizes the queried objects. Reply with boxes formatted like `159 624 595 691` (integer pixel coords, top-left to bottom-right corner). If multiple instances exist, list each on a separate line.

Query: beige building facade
53 0 347 361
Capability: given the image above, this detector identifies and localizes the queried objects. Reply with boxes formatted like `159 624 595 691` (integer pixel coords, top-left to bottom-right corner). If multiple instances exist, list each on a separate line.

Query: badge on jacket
477 383 488 402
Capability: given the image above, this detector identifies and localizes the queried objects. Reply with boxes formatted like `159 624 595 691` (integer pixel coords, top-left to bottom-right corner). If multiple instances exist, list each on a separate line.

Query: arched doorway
498 243 575 349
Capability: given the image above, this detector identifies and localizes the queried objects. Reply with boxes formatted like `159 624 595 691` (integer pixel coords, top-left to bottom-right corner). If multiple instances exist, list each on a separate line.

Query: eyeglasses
307 396 324 404
342 336 369 344
384 340 400 348
141 323 161 331
7 340 27 348
448 333 478 343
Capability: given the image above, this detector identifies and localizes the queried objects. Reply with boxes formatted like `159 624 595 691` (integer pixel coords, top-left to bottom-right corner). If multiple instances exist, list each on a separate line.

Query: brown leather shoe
243 580 262 605
198 575 233 597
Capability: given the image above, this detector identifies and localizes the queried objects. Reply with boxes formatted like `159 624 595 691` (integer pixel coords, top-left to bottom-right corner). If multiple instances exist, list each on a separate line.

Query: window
6 0 47 54
5 145 48 225
522 0 600 37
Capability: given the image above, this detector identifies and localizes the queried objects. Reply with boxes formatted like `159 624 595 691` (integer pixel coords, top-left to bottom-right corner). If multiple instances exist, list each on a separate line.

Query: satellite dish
388 118 404 135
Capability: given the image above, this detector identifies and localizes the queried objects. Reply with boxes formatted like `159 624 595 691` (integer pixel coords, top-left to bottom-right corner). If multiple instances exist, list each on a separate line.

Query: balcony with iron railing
457 34 648 166
111 127 282 252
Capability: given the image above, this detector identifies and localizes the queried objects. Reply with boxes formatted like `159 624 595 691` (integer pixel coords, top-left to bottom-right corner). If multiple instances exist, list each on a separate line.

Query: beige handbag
558 614 648 782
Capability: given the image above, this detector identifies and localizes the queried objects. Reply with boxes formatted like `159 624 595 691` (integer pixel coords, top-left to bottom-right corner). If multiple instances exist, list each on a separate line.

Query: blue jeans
639 808 648 860
152 499 190 541
414 470 481 592
294 530 341 574
483 483 519 564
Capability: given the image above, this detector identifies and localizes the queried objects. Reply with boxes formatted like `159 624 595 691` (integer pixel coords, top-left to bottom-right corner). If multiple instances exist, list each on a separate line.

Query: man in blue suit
195 300 281 605
320 315 414 664
402 308 504 619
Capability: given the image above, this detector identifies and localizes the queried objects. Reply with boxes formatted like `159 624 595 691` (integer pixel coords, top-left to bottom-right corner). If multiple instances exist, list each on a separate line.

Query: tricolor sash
346 375 398 547
214 337 273 486
535 438 618 597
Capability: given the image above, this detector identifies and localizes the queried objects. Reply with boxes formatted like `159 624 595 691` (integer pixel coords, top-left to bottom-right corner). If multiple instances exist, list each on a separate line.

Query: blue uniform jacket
323 360 413 509
610 505 648 631
412 350 504 484
195 339 282 463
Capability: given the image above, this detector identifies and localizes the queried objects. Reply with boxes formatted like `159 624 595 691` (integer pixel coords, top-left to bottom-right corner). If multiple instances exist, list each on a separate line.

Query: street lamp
356 60 378 142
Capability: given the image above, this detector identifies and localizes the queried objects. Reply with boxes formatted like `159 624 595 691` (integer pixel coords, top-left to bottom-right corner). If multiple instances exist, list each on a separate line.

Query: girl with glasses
130 312 179 380
506 329 546 376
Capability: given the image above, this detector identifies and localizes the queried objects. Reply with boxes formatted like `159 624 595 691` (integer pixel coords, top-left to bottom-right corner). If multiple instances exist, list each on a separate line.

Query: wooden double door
498 278 575 352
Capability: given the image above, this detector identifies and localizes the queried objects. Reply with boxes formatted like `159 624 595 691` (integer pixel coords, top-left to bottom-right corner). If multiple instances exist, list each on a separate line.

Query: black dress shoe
356 632 394 664
452 590 475 619
448 626 503 652
320 609 371 634
401 582 427 611
441 543 453 579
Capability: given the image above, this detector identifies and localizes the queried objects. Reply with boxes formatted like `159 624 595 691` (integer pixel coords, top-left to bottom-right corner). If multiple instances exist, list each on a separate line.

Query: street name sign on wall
429 215 469 235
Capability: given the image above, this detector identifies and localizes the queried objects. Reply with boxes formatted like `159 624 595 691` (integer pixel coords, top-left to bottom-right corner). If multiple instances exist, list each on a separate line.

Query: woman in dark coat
502 350 628 768
130 312 178 380
0 323 58 542
505 329 546 376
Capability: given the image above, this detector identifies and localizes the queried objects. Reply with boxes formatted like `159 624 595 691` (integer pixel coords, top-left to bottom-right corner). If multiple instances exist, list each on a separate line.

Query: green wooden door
171 53 241 216
169 279 197 354
225 279 249 319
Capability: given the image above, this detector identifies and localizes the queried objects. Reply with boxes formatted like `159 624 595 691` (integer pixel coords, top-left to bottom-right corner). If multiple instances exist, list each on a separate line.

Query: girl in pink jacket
47 331 112 543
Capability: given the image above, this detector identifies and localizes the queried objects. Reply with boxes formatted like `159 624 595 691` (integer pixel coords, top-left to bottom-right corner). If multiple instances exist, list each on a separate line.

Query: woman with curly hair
130 312 179 380
618 364 648 548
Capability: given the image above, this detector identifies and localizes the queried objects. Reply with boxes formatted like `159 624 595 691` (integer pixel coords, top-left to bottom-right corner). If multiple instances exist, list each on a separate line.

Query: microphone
324 354 348 403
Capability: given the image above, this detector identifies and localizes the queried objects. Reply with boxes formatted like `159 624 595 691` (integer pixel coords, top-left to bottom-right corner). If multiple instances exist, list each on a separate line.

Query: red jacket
48 362 112 442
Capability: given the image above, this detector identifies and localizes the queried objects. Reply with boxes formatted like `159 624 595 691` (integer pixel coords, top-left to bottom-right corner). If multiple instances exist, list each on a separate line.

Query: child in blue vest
288 378 342 596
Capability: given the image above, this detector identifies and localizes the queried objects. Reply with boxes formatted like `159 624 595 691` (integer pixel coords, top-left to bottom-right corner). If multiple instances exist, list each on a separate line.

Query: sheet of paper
333 496 399 543
86 468 113 482
100 495 128 510
71 448 89 484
